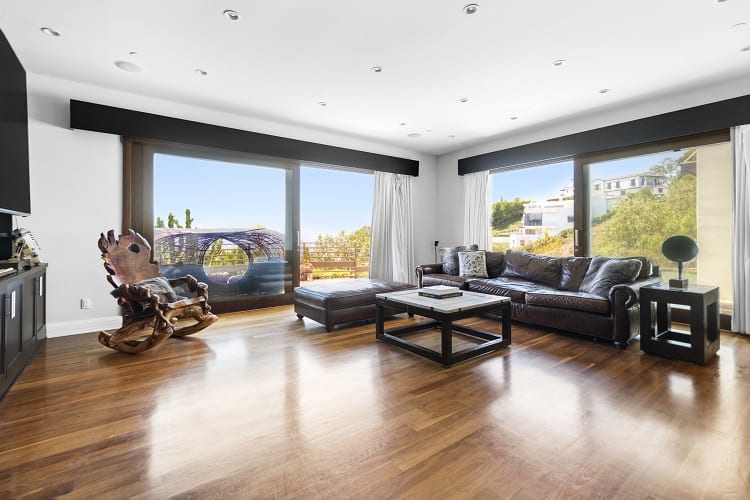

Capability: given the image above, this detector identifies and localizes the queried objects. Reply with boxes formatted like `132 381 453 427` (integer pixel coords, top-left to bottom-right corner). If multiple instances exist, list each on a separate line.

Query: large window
490 160 574 256
300 166 373 281
585 141 733 313
152 153 292 304
487 137 733 314
123 139 381 312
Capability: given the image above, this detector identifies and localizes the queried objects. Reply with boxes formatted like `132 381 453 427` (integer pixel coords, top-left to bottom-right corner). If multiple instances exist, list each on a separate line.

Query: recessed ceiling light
463 4 479 14
408 133 421 138
552 59 566 67
195 68 208 76
742 46 750 52
425 129 432 132
732 22 747 28
318 101 327 106
114 60 142 72
400 122 407 126
510 116 518 120
372 66 383 73
714 0 729 4
459 97 469 103
223 10 240 21
40 27 61 37
599 88 611 94
128 51 138 56
448 135 456 139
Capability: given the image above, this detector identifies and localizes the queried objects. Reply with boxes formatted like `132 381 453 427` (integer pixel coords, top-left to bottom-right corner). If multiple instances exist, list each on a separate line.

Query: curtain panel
462 171 491 251
732 125 750 334
370 172 415 283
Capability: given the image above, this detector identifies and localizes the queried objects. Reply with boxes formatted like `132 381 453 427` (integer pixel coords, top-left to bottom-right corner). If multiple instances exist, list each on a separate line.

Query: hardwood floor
1 307 749 499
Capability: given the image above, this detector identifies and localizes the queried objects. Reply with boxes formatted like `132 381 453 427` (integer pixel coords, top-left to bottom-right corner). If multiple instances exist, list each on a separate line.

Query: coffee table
375 289 511 367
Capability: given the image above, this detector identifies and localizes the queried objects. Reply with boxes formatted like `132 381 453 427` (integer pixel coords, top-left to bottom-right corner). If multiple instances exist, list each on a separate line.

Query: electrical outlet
80 298 92 309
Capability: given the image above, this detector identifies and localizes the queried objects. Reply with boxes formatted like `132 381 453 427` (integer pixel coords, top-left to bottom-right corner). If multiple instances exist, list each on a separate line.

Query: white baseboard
46 316 122 338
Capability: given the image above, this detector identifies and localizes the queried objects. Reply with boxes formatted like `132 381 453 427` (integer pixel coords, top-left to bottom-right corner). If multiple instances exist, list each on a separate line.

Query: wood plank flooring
1 307 749 499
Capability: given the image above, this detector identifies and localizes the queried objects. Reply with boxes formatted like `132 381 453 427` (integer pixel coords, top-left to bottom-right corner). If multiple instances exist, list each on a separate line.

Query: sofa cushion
525 290 610 315
438 244 478 275
458 250 488 277
579 257 642 298
559 257 592 291
422 274 469 289
467 277 555 303
503 250 561 288
485 251 505 278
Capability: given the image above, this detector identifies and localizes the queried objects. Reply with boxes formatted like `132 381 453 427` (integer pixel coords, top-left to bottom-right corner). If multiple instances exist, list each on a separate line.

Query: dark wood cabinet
1 264 46 399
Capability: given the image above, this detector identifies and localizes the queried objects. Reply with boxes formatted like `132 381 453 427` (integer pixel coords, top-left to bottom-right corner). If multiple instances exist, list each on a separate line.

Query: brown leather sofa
416 249 660 348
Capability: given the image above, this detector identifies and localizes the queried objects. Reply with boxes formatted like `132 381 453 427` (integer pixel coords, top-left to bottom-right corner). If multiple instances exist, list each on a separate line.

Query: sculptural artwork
98 229 217 353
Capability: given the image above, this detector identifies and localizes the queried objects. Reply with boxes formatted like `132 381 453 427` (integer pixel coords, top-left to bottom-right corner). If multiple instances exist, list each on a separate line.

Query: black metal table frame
375 295 511 367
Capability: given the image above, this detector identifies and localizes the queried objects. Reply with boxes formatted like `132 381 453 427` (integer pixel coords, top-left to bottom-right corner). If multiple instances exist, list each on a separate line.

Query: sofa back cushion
439 244 478 275
502 250 561 288
558 257 592 291
579 256 642 298
484 251 505 278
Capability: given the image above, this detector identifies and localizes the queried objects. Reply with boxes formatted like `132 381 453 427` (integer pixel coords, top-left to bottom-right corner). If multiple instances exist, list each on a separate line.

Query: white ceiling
1 1 749 156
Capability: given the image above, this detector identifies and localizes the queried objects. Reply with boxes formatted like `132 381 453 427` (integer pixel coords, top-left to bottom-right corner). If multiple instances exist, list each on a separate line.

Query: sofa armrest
609 277 662 308
609 277 662 344
415 264 443 288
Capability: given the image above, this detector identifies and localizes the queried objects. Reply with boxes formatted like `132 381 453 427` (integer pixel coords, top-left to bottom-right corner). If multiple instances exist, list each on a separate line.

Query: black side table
639 283 720 364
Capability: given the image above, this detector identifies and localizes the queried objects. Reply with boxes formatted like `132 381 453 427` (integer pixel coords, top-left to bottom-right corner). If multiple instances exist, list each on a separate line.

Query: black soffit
69 100 419 176
458 93 750 175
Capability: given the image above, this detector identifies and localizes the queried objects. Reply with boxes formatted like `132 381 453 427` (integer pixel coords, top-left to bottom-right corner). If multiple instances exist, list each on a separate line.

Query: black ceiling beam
458 93 750 174
70 100 419 176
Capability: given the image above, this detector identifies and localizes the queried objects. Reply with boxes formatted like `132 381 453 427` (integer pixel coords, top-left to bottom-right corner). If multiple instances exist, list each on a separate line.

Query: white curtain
370 171 415 283
732 124 750 334
463 171 491 250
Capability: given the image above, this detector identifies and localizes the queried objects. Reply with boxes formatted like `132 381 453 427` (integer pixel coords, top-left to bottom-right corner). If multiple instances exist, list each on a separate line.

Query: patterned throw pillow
458 250 489 278
439 244 479 275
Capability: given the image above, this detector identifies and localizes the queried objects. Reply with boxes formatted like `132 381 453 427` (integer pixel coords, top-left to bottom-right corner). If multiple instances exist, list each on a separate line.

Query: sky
491 150 683 203
153 154 373 242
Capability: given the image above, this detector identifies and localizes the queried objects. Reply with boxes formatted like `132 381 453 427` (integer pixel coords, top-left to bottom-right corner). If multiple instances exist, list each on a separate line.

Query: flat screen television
0 27 31 217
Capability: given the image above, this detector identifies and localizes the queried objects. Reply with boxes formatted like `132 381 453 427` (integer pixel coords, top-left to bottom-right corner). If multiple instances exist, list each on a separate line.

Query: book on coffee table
418 285 463 299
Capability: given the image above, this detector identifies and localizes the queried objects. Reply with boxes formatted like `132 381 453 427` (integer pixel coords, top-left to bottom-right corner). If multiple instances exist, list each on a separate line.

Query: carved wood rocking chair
98 229 218 353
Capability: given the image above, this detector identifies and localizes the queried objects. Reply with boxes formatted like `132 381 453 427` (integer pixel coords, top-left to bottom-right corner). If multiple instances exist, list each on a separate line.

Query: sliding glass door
125 140 299 312
152 152 296 310
487 133 733 314
582 140 733 313
299 166 373 282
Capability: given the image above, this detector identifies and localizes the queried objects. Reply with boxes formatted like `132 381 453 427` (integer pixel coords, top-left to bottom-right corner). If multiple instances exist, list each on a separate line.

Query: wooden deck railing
301 242 369 280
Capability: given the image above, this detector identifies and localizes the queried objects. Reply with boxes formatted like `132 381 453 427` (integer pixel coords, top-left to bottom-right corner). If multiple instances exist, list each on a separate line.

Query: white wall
436 74 750 247
24 73 437 336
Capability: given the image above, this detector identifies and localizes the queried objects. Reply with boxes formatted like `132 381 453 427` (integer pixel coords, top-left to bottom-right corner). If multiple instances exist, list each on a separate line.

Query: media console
1 263 46 400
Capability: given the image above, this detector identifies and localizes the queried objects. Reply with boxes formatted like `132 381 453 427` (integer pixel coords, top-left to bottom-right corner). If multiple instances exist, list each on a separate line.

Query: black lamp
661 235 698 289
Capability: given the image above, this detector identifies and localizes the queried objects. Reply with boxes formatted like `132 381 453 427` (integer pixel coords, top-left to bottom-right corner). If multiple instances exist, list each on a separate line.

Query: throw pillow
626 256 652 279
439 244 479 275
458 250 489 278
579 257 642 298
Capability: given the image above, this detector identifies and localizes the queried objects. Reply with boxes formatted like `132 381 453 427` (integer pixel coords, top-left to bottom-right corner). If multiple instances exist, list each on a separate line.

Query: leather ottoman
294 279 416 331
